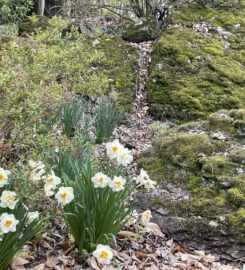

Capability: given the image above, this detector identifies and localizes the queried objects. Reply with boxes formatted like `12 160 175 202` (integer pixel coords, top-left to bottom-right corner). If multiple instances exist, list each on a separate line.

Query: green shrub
0 16 108 164
0 0 33 23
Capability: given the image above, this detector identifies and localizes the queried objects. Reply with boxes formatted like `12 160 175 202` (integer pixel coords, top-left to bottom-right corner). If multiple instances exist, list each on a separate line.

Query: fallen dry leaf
11 252 32 270
117 230 137 239
144 222 165 237
33 263 46 270
87 256 100 270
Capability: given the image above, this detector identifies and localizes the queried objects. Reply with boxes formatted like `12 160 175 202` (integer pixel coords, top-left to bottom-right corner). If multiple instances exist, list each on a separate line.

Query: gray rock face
137 109 245 262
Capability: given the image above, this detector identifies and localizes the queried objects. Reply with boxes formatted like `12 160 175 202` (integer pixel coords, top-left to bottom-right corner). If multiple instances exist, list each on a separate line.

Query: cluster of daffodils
28 160 46 184
126 209 152 226
43 169 74 206
0 167 19 238
92 173 126 192
135 169 156 190
44 170 61 197
0 167 39 239
26 159 74 207
106 139 133 167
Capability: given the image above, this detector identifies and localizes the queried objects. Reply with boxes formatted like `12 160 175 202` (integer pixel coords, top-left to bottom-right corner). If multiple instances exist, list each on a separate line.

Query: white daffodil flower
27 211 39 224
0 213 19 234
91 172 111 188
0 167 10 188
126 210 139 226
141 210 152 224
144 178 157 190
106 139 124 160
92 244 113 265
45 170 61 187
28 160 46 184
0 191 18 209
55 187 74 206
135 169 150 186
116 147 133 167
44 184 55 197
108 176 126 192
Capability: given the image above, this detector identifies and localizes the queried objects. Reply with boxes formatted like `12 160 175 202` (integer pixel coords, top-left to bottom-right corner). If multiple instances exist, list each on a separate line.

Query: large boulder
122 17 162 43
148 2 245 123
138 109 245 261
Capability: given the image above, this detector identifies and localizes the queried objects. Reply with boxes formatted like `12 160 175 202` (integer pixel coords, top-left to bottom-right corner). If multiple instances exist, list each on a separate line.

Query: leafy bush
0 16 108 164
0 167 42 270
0 0 33 23
94 100 124 144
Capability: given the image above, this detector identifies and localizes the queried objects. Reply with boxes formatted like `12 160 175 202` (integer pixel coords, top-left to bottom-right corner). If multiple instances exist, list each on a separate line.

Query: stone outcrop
138 109 245 262
147 1 245 122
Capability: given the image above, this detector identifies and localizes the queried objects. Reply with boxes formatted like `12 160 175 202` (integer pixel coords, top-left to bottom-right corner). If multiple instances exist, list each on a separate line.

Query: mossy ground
138 109 245 239
148 2 245 122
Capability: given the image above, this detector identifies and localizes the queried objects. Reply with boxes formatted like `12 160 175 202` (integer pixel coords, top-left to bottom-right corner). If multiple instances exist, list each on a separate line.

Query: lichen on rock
137 109 245 261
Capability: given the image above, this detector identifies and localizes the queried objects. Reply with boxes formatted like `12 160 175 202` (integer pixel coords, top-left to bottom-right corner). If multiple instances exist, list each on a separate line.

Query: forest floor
9 35 243 270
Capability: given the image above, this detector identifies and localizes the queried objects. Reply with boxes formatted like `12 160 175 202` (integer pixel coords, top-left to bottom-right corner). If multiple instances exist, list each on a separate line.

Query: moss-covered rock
138 109 245 261
148 2 245 122
94 36 138 110
122 17 162 43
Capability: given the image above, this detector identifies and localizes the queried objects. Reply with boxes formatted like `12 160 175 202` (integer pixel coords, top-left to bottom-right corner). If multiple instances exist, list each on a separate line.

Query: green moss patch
148 2 245 122
138 109 245 240
96 37 138 110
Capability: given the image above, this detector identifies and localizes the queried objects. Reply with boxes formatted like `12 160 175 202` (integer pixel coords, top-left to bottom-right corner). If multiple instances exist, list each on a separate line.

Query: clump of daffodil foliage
9 138 155 267
35 139 156 266
0 15 137 165
0 166 42 270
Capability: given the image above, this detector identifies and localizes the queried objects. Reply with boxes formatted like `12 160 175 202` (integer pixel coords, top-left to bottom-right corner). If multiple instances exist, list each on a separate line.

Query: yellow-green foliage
148 2 245 122
138 109 245 238
0 16 137 164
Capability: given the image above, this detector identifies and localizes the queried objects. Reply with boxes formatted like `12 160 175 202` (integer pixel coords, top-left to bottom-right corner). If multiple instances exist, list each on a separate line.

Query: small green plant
60 98 85 137
94 100 124 144
0 167 42 270
149 121 169 136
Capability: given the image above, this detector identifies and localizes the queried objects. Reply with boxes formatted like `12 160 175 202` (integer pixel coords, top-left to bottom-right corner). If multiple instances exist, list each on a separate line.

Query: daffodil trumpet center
99 251 109 259
112 146 118 153
4 219 13 228
6 194 15 203
59 191 68 200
